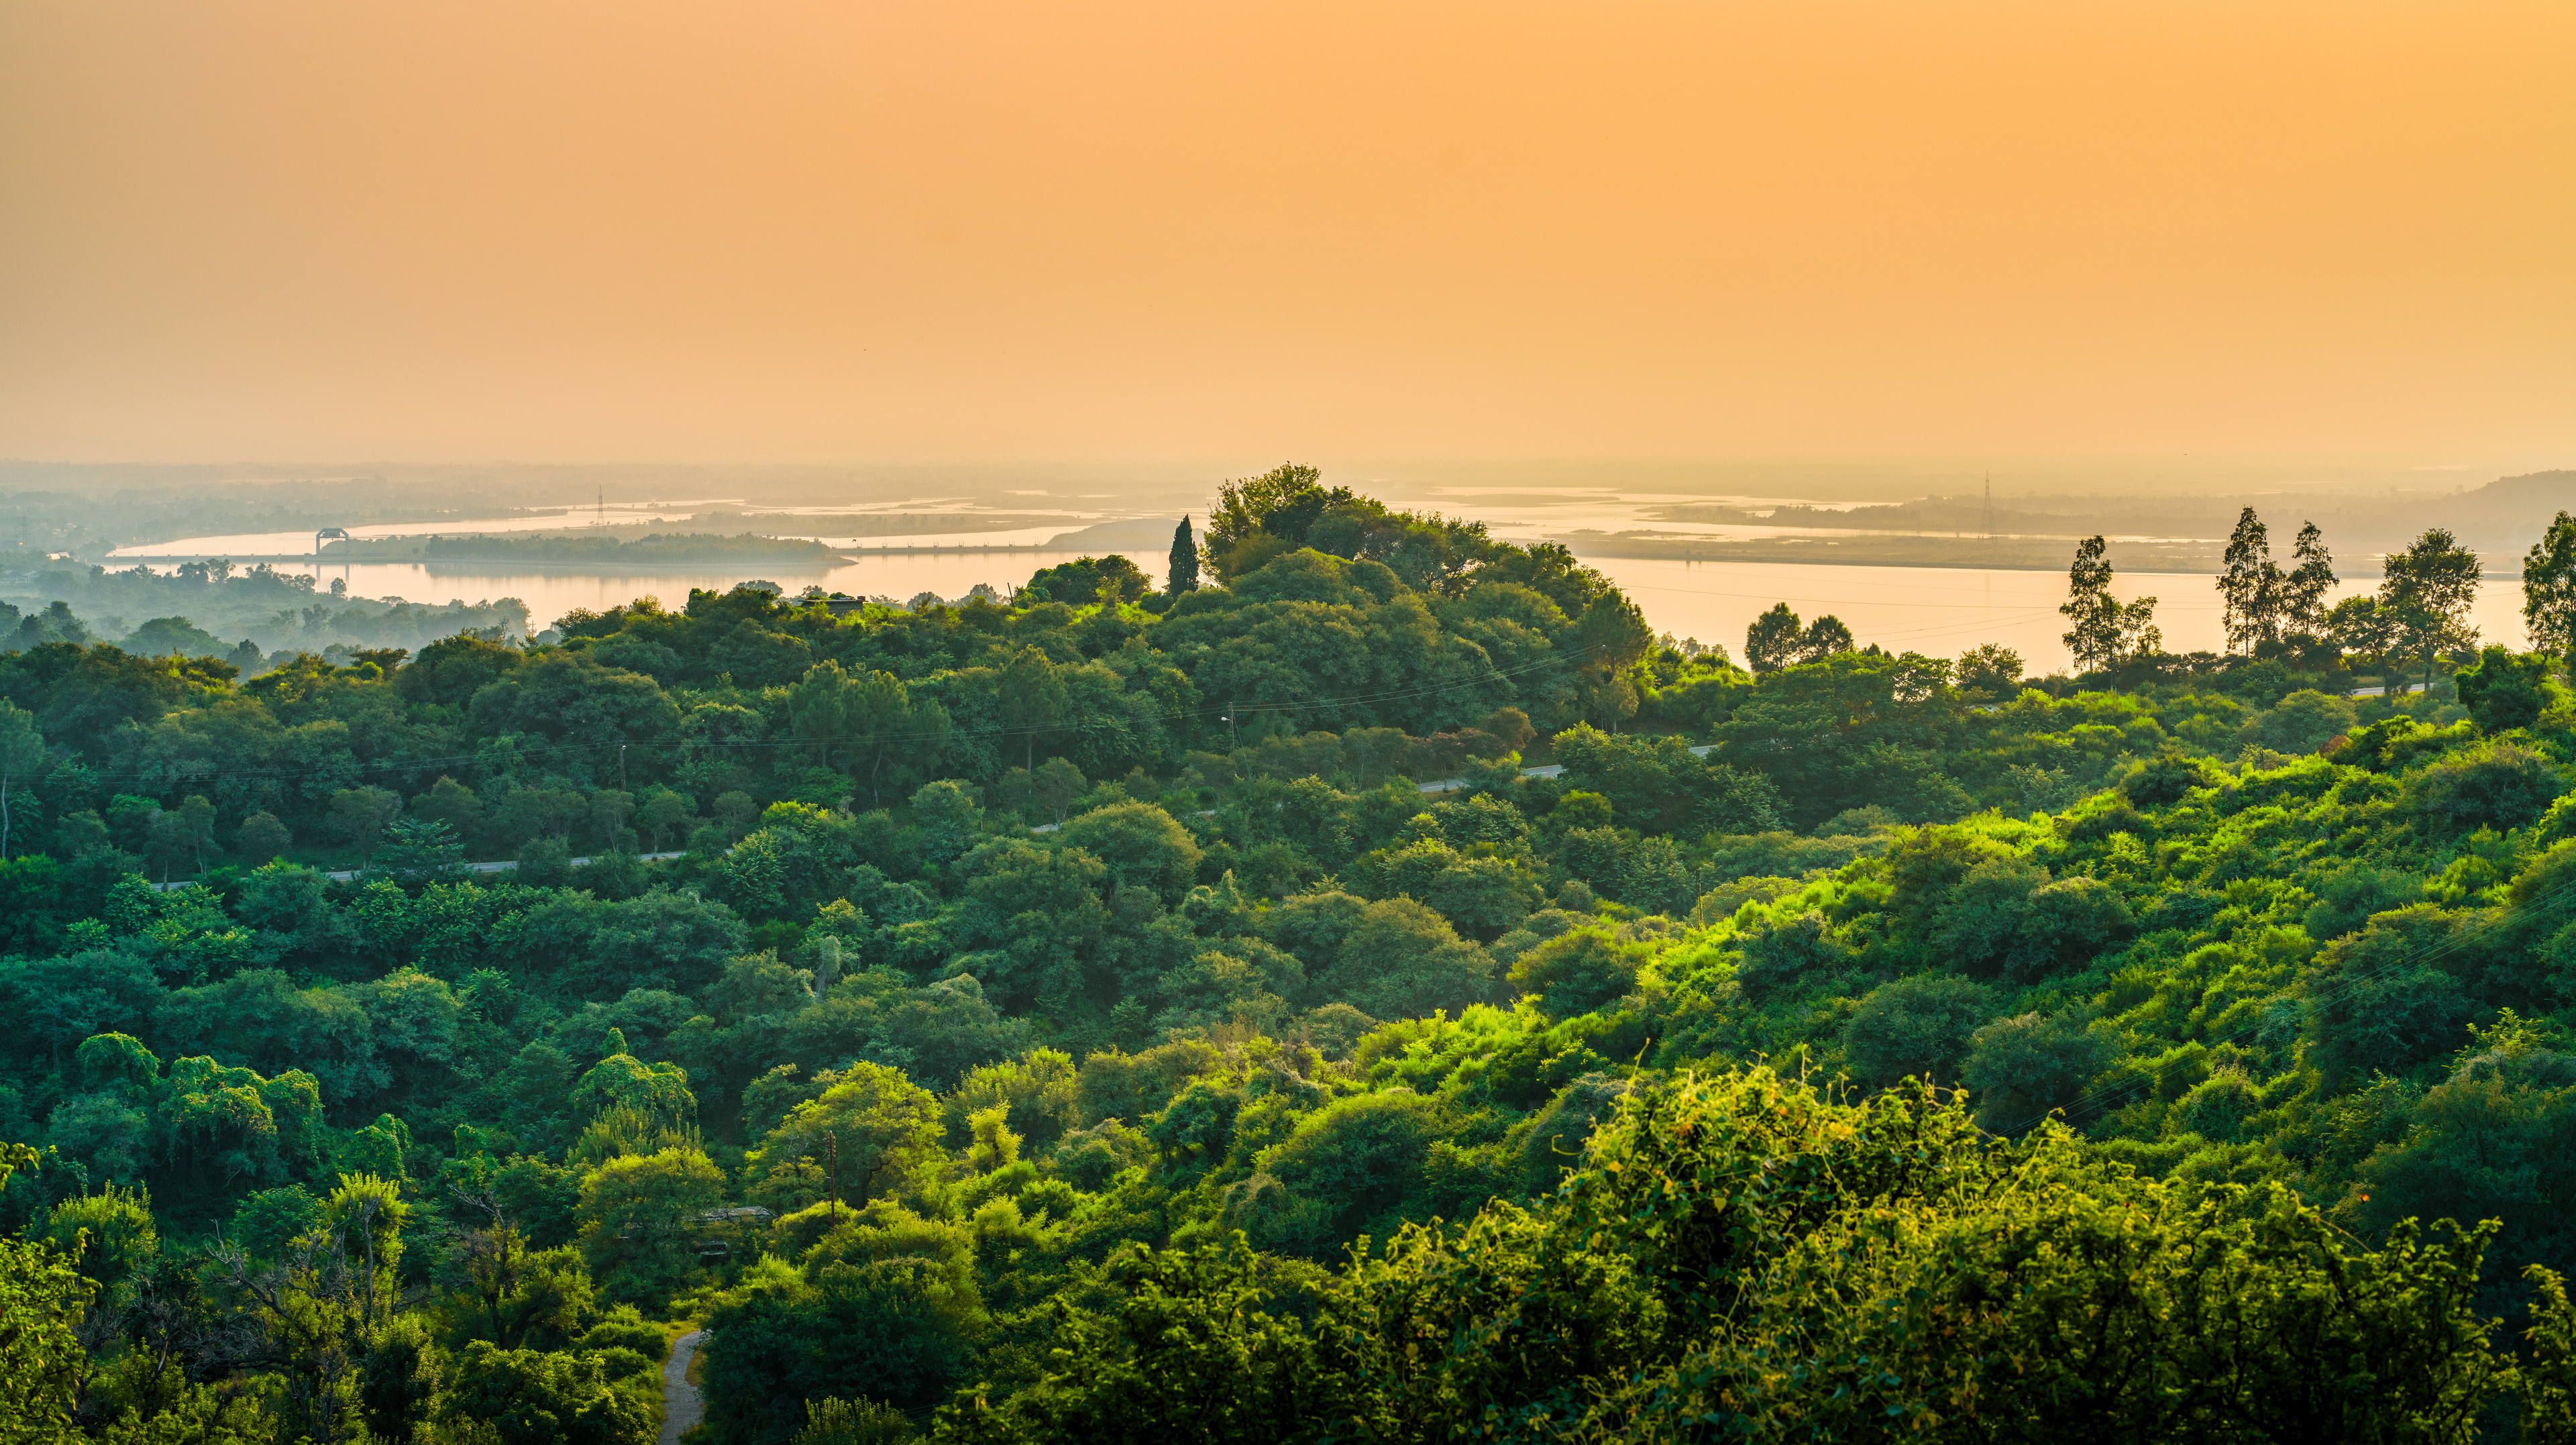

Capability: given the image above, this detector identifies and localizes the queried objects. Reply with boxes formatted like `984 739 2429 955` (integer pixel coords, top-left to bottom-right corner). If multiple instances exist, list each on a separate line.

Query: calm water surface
280 551 2529 674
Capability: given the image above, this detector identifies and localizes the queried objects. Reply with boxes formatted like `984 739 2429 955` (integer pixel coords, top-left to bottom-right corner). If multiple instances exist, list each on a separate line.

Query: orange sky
2 0 2570 465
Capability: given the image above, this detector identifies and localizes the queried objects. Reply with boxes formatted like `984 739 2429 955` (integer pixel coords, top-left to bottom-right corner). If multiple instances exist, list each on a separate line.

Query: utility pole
619 744 629 792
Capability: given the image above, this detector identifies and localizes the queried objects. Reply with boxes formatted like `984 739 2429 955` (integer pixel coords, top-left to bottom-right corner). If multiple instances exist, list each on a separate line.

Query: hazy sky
3 0 2570 465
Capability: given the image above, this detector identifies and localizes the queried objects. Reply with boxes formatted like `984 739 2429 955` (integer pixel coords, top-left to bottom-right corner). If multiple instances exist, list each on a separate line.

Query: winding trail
659 1330 706 1445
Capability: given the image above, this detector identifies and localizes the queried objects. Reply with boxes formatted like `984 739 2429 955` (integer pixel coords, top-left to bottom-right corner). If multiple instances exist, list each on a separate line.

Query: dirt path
659 1329 706 1445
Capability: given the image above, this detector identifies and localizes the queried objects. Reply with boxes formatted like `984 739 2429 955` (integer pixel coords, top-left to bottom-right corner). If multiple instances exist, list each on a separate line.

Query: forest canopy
5 472 2576 1442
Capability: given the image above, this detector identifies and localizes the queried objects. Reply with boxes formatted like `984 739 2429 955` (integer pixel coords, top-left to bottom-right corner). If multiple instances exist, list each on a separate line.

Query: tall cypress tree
1167 515 1200 594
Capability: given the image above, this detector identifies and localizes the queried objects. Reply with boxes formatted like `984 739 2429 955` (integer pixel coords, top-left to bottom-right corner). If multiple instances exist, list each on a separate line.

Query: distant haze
1 0 2571 466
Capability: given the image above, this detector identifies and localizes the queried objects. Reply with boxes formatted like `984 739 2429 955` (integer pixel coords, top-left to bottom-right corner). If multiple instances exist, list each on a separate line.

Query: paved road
659 1330 706 1445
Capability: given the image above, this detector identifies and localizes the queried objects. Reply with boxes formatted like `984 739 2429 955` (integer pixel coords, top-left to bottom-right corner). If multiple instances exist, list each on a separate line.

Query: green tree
440 1220 599 1352
751 1063 945 1213
2526 510 2576 657
1203 463 1336 570
2381 527 2482 690
851 669 943 808
790 660 860 770
0 699 43 859
940 1239 1324 1444
2282 519 2337 637
2528 1265 2576 1440
443 1340 653 1445
1053 801 1203 900
998 648 1069 771
373 815 464 879
217 1173 412 1444
0 1143 93 1438
2457 645 2551 734
1961 1009 2118 1130
358 1314 447 1445
1797 613 1853 661
2217 506 2284 652
701 1239 979 1441
1508 926 1640 1019
327 786 402 851
575 1147 724 1305
1318 897 1497 1020
1743 602 1802 676
2328 593 2394 672
2061 535 2161 674
1167 515 1200 595
233 810 292 864
412 775 484 838
1842 973 1998 1088
635 784 694 851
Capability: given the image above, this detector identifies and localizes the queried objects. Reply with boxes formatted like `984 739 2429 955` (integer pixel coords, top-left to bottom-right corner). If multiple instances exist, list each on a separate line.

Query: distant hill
1042 517 1183 552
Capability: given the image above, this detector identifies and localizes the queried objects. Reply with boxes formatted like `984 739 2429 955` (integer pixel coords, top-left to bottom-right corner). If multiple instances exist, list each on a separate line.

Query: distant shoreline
64 543 2501 582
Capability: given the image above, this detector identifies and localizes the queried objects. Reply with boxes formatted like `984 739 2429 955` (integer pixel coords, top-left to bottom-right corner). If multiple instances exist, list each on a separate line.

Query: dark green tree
1743 602 1802 675
2526 510 2576 657
2217 506 2284 652
2061 535 2160 674
2457 645 2551 734
1167 515 1199 594
1796 613 1853 661
0 700 42 859
2283 519 2337 637
2381 527 2482 690
998 648 1068 772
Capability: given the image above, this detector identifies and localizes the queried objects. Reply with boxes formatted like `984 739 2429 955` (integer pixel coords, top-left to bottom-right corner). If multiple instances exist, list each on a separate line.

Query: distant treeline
2 561 529 664
415 532 848 564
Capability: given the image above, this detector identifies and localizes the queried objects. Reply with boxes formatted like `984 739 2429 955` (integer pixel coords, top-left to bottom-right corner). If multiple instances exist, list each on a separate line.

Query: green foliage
700 1216 983 1442
8 482 2576 1440
2459 643 2554 734
576 1147 725 1304
0 1144 93 1439
443 1339 655 1445
1841 973 1998 1087
796 1395 918 1445
955 1067 2534 1441
940 1240 1322 1444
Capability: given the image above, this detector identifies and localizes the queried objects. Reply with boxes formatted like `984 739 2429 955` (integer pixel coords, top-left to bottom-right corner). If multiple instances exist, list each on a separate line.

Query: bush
1962 1011 2118 1131
2300 906 2479 1087
1507 928 1640 1020
2123 754 2213 807
2243 690 2357 754
1257 1090 1444 1252
1843 975 1998 1089
1733 912 1848 998
2402 741 2563 835
2457 645 2550 735
576 1305 668 1362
